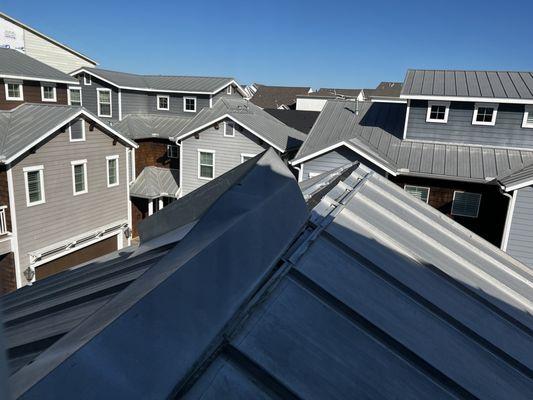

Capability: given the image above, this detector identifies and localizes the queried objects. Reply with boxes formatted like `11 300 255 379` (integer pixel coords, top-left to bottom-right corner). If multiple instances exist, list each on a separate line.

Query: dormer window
472 103 497 126
41 83 57 102
84 73 91 85
522 105 533 128
5 80 23 101
426 101 449 123
157 95 169 110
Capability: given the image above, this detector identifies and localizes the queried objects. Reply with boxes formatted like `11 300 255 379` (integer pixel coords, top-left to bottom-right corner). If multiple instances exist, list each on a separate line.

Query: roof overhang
400 94 533 105
0 74 78 85
500 179 533 192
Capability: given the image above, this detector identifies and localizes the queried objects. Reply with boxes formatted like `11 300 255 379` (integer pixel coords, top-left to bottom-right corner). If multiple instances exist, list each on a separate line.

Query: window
68 87 82 106
41 84 56 102
426 101 449 123
472 103 497 126
97 89 112 117
404 185 430 203
5 81 23 101
23 165 45 206
224 121 235 137
127 149 135 183
241 153 256 163
167 145 178 159
69 119 86 142
198 150 214 179
522 105 533 128
107 155 119 187
226 85 232 95
451 191 481 218
71 160 88 195
84 73 91 85
183 96 197 112
157 95 169 110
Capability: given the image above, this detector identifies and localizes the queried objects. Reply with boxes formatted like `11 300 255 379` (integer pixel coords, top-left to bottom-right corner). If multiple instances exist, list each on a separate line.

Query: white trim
308 172 321 178
157 94 170 111
521 105 533 129
125 147 132 245
106 155 120 187
400 94 533 105
97 88 112 118
0 74 76 85
501 190 517 251
4 81 23 101
23 165 45 207
209 95 213 108
290 142 347 165
504 178 533 192
6 168 22 288
404 185 430 203
227 85 232 95
402 99 410 139
178 141 183 198
166 144 179 159
297 163 304 182
426 101 450 123
84 73 92 85
240 153 256 163
118 88 122 121
472 103 498 126
67 86 82 106
40 83 57 102
71 159 88 196
451 191 481 218
183 96 197 112
224 121 235 137
148 200 154 216
69 118 86 142
198 149 215 180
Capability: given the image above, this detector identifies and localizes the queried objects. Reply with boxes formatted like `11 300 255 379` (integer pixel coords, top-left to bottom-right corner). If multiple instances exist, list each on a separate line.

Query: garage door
35 236 118 280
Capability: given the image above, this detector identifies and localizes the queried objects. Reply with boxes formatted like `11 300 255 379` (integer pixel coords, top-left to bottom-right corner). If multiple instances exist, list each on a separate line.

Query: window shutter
451 192 481 217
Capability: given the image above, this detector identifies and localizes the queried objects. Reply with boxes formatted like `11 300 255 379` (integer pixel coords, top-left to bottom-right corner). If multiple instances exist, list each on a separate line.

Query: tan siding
11 119 129 274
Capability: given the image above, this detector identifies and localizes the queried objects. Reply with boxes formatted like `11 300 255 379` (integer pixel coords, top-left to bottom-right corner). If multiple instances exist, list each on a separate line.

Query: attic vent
451 191 481 218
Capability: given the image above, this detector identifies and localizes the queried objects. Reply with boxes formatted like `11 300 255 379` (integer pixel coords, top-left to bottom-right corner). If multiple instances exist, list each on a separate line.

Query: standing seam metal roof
129 167 180 199
112 113 193 140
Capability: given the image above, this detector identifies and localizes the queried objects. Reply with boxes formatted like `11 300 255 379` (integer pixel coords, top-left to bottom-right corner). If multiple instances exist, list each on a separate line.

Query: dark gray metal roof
293 100 533 182
0 48 78 84
80 67 235 93
401 69 533 101
129 167 179 199
496 162 533 191
177 97 307 151
112 113 192 140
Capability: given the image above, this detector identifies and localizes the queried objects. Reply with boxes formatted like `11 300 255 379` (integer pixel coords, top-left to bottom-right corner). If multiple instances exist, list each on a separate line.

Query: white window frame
69 119 86 142
426 101 450 123
97 88 112 118
40 83 57 102
157 95 170 111
183 96 197 112
224 121 235 137
5 80 23 101
106 155 120 187
167 145 178 159
522 105 533 128
84 73 92 85
71 159 88 196
241 153 256 163
451 191 481 218
404 185 430 204
23 165 45 207
198 149 215 180
472 103 498 126
226 85 232 95
68 86 82 106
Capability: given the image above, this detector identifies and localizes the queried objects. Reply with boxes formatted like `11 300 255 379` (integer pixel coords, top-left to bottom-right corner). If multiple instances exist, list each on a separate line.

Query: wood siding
506 186 533 266
74 74 119 121
0 79 68 109
405 100 533 148
180 119 268 195
10 118 130 277
0 252 16 294
135 139 178 175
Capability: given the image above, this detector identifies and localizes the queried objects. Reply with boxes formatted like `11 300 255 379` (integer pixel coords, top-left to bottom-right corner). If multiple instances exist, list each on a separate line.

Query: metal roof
496 162 533 191
293 100 533 182
401 69 533 101
129 167 180 199
112 113 192 140
4 151 532 399
0 48 78 84
177 97 307 152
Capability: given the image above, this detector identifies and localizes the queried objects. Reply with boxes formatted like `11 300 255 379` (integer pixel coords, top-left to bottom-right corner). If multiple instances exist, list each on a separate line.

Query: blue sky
3 0 533 88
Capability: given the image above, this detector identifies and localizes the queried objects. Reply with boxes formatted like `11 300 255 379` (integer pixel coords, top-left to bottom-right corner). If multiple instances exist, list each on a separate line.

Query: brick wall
0 252 16 294
135 139 178 175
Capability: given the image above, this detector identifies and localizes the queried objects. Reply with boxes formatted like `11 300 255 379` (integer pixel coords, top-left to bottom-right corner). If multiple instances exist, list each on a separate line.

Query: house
2 150 531 399
364 81 403 101
249 84 311 109
0 103 137 292
0 12 97 73
264 108 320 134
296 87 365 111
291 69 533 249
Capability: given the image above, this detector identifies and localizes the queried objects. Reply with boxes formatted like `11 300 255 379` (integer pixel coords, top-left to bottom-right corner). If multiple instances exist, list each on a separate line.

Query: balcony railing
0 206 8 235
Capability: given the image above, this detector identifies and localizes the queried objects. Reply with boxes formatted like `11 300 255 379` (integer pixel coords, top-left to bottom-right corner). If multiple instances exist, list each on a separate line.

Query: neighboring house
264 108 320 134
0 11 97 73
296 87 365 111
291 69 533 250
249 84 311 109
0 103 137 292
0 48 79 110
364 81 403 101
3 150 532 400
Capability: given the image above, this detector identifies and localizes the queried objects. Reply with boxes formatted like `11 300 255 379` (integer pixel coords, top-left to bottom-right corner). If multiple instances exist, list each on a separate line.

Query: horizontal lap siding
75 74 119 121
406 100 533 148
121 90 210 117
11 119 129 272
0 80 68 110
506 187 533 266
181 119 268 195
211 84 243 103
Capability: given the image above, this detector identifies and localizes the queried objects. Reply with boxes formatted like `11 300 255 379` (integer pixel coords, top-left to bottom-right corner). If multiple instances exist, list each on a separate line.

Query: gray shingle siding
75 74 120 121
506 186 533 266
405 100 533 148
180 118 268 195
121 90 211 117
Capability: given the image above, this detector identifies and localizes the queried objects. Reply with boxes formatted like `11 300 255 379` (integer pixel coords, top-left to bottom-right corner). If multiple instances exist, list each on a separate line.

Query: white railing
0 206 7 235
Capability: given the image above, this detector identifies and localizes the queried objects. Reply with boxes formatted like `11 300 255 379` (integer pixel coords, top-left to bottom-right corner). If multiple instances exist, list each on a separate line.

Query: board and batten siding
75 74 120 121
121 90 210 117
405 100 533 148
10 118 129 277
180 118 268 195
505 186 533 266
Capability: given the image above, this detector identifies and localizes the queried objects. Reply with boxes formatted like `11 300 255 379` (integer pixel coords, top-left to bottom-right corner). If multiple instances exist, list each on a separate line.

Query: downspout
500 186 517 251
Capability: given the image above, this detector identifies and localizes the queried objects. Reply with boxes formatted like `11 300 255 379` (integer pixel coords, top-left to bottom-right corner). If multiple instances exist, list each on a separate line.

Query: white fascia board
400 94 533 105
289 142 347 165
0 74 77 85
503 179 533 192
80 110 138 148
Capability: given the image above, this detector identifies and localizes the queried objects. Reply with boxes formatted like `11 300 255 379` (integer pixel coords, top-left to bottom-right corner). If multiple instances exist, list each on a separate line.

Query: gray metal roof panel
129 167 179 199
112 113 192 140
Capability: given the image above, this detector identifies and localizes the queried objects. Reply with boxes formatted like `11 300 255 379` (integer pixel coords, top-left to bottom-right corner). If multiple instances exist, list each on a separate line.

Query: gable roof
3 151 532 399
129 167 180 199
112 113 192 140
0 48 78 84
250 84 311 108
401 69 533 103
176 97 307 152
364 81 403 99
0 104 137 163
72 67 244 95
495 161 533 191
302 87 364 99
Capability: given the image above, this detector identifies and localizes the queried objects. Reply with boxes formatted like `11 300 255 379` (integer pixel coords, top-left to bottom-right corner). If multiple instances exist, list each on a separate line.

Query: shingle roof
0 48 78 84
3 151 532 399
401 69 533 101
293 100 533 182
79 67 236 93
177 97 307 151
129 167 180 199
364 81 403 98
250 84 311 108
264 109 319 133
112 113 192 140
301 87 363 99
